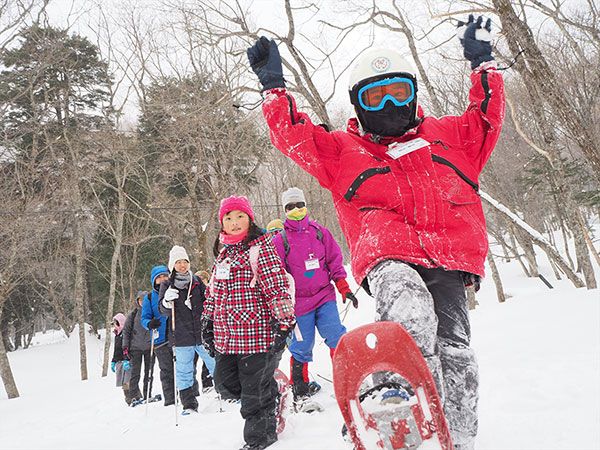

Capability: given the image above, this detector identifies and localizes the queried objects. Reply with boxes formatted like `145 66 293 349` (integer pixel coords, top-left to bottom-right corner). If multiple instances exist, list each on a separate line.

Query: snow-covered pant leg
193 344 216 376
289 309 317 363
239 353 279 448
154 344 175 405
315 300 347 349
414 266 479 449
367 260 444 399
174 346 196 390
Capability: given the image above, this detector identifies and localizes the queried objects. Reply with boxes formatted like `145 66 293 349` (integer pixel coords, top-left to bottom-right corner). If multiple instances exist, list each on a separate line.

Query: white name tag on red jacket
215 262 231 280
386 137 430 159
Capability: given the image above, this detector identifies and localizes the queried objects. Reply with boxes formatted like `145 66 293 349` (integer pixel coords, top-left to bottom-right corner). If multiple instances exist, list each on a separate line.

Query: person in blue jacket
141 265 175 406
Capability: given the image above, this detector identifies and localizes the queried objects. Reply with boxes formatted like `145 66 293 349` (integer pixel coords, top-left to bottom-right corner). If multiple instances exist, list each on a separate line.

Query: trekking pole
171 304 178 426
168 268 179 426
146 330 158 416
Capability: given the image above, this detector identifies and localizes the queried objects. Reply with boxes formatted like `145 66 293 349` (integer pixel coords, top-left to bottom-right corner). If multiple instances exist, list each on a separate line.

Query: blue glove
123 360 131 372
247 36 285 92
111 361 116 373
457 15 494 70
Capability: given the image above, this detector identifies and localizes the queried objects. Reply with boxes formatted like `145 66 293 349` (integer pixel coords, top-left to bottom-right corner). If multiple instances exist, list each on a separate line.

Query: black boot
290 357 309 400
180 387 198 412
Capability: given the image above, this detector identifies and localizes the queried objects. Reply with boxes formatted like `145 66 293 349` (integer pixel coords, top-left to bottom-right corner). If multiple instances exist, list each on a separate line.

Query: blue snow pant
175 345 215 390
289 300 346 363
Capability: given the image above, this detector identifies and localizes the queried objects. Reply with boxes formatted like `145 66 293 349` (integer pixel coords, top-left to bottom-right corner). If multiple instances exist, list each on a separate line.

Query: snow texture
0 245 599 450
368 260 478 448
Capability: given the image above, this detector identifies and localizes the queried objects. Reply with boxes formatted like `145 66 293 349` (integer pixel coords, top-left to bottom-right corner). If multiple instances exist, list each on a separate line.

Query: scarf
219 230 248 245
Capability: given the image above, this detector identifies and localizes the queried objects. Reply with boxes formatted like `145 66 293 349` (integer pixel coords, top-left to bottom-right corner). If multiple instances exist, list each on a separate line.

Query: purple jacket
273 216 347 316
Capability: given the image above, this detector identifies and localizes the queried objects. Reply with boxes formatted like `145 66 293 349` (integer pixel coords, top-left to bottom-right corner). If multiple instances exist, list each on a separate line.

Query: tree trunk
487 252 506 303
481 191 585 288
508 228 531 277
512 225 539 277
73 216 88 381
466 287 478 310
492 0 600 178
101 190 126 377
0 300 19 399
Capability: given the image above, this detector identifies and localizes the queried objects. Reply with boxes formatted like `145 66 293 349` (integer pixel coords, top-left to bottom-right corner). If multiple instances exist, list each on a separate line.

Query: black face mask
355 101 418 137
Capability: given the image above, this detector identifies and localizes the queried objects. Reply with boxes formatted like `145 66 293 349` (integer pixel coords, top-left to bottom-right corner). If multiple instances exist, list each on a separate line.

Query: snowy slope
1 257 599 450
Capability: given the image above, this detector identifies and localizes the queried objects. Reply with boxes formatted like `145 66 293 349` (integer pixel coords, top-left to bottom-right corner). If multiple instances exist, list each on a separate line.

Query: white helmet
348 48 417 90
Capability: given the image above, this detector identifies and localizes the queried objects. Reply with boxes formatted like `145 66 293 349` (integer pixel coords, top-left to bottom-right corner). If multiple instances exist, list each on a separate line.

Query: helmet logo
371 56 391 73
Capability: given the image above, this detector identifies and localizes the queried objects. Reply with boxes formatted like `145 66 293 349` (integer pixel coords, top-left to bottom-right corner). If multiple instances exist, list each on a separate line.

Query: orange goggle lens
359 79 414 109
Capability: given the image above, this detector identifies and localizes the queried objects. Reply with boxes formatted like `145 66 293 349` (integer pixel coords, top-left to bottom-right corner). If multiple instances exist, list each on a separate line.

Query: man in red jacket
247 15 504 450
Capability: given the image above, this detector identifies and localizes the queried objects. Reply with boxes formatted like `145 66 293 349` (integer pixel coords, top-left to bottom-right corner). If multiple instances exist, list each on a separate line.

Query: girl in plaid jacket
202 195 295 450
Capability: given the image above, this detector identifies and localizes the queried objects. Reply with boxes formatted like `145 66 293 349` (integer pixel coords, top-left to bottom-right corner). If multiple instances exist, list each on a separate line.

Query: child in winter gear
141 265 176 406
248 16 504 449
204 195 295 450
266 218 284 233
159 245 215 413
123 291 152 402
273 187 352 404
112 313 132 405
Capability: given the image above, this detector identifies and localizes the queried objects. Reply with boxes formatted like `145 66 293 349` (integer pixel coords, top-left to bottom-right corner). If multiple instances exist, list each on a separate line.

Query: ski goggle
357 77 415 111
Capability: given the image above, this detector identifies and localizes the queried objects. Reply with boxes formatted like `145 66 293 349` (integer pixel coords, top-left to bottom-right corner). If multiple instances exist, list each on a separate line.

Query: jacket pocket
344 166 391 202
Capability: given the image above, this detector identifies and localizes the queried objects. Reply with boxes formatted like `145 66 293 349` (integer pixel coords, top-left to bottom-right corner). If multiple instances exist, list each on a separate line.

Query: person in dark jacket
159 245 215 413
123 291 152 402
111 312 132 405
141 265 175 406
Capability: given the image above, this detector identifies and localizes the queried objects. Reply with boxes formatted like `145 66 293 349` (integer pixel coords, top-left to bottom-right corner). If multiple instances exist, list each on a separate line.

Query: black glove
247 36 285 92
201 318 215 357
148 318 161 330
345 292 359 309
269 320 293 354
462 272 482 292
457 15 494 70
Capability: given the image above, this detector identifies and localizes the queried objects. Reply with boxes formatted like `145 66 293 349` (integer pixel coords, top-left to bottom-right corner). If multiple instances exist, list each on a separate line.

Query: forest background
0 0 598 396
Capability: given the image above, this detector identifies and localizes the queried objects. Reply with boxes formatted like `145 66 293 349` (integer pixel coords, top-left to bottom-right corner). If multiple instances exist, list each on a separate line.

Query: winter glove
269 319 294 354
123 347 129 359
111 361 117 373
462 272 482 292
123 360 131 372
457 15 494 70
247 36 285 92
162 287 179 308
335 279 358 309
201 318 215 358
148 318 162 330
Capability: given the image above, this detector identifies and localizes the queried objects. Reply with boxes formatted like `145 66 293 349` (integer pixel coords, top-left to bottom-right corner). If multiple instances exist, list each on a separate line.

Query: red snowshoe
333 322 453 450
274 368 292 434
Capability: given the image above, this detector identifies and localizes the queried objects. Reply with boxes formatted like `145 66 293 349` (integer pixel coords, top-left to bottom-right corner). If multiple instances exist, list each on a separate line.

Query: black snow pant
154 343 175 406
367 260 478 450
214 352 279 448
129 349 151 400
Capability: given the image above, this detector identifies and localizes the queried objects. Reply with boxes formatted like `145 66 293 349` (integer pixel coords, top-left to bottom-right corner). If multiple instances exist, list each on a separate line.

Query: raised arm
247 37 341 188
445 15 505 173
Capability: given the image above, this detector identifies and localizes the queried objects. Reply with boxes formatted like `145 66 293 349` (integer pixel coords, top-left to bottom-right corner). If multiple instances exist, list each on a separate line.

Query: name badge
215 261 231 280
386 137 430 159
305 257 319 271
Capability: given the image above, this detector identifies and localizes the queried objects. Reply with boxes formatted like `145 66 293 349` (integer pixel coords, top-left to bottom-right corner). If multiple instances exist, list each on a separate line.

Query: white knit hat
168 245 190 272
281 187 306 209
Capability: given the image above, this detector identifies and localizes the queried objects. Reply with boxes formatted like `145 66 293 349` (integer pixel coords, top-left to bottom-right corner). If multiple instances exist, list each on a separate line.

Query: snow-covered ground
1 254 599 450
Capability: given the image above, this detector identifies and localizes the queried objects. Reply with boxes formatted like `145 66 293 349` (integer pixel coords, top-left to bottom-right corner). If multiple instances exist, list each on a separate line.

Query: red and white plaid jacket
204 233 295 354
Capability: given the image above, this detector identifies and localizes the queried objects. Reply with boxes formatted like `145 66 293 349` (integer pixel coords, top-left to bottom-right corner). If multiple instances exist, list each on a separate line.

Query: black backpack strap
282 229 290 255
